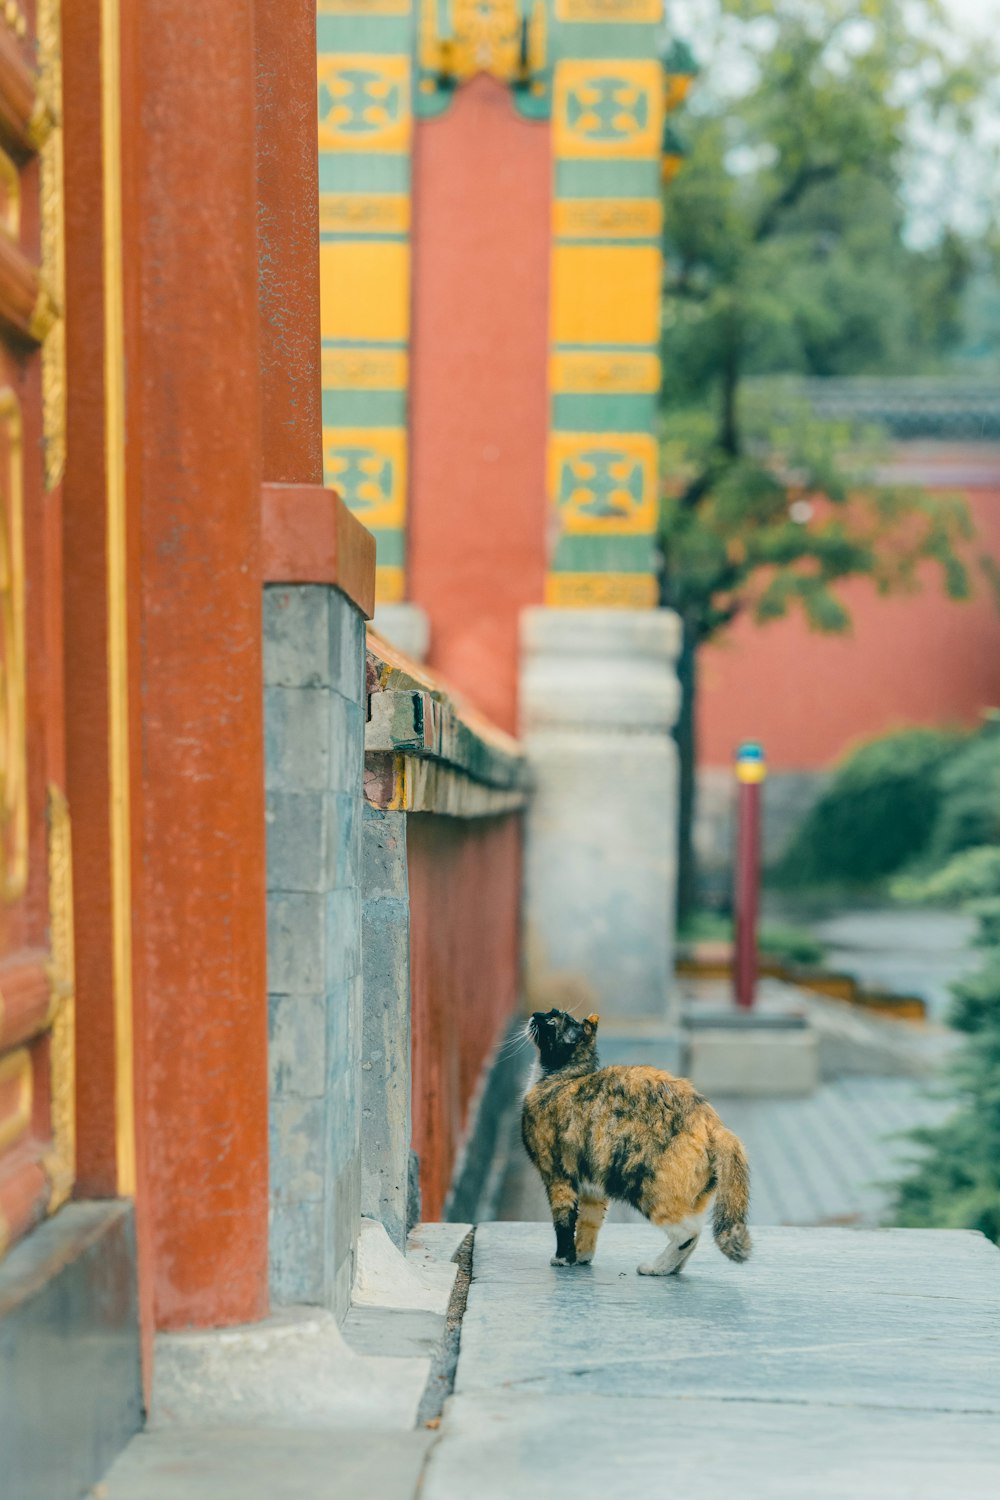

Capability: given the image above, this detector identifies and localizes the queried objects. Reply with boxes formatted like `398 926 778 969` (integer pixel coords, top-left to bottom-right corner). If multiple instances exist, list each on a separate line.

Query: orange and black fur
522 1009 751 1275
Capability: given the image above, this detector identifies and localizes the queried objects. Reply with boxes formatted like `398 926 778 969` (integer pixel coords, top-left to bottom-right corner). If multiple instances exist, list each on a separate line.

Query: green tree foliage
779 716 1000 890
659 0 999 912
892 845 1000 1242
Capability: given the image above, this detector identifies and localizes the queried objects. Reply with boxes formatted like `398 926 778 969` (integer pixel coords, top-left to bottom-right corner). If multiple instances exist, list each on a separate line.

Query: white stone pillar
371 603 431 663
520 608 682 1023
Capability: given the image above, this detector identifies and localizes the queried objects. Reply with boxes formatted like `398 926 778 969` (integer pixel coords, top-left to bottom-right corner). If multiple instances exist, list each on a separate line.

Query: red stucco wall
408 77 550 734
407 813 522 1220
700 474 1000 771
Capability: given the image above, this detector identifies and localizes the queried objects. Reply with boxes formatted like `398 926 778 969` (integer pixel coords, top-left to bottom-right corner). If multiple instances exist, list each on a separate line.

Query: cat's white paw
550 1255 575 1267
575 1252 594 1265
637 1260 670 1276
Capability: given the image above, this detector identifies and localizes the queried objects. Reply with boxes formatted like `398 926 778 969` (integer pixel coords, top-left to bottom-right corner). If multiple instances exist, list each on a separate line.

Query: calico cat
522 1008 751 1275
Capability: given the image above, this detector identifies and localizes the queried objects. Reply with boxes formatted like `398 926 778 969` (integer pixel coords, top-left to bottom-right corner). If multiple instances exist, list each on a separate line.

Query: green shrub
774 726 963 888
891 844 1000 1244
927 717 1000 863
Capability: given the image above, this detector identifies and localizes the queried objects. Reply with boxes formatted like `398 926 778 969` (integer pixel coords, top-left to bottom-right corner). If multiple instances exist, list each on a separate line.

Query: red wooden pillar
255 0 324 487
119 0 269 1330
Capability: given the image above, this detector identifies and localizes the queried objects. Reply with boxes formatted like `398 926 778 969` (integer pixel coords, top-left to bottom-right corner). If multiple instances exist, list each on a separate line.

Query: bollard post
734 741 767 1010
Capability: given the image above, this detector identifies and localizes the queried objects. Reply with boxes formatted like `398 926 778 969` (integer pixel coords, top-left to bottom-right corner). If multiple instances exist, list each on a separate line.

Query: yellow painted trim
375 564 406 604
0 148 20 239
550 350 660 395
545 572 658 608
0 1048 32 1154
550 244 661 346
319 193 410 237
320 240 411 344
553 197 662 241
101 0 136 1197
555 0 662 19
318 0 410 11
322 347 408 391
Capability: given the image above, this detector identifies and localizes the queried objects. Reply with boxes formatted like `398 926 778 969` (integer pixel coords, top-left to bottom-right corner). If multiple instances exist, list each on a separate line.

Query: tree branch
754 160 841 242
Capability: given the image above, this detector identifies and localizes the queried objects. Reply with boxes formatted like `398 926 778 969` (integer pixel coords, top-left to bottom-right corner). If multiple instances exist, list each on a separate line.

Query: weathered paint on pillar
257 0 325 486
316 0 414 604
121 0 270 1330
546 0 665 608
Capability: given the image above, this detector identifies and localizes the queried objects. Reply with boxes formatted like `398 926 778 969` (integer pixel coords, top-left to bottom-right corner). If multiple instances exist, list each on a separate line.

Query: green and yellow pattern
317 1 690 611
317 0 414 603
547 1 665 608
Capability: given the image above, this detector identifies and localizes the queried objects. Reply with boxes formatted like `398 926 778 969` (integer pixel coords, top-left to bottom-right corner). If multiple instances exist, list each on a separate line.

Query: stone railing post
520 608 682 1024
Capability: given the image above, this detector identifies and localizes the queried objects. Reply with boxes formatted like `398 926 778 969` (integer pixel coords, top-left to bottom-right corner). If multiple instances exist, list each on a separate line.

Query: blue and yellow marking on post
735 742 768 785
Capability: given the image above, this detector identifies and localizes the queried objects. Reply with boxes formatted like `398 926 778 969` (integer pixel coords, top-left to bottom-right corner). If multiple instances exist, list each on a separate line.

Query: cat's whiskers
496 1024 533 1061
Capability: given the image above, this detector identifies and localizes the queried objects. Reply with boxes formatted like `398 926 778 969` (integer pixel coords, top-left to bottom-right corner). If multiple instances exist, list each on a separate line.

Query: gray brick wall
264 585 365 1319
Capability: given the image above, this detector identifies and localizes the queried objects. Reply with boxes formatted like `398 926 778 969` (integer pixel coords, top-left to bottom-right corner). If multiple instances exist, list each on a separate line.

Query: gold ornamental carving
419 0 546 87
36 0 66 492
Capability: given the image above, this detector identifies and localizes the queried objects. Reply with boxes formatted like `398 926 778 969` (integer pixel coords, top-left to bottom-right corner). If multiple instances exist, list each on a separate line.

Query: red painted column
255 0 324 486
733 743 766 1010
62 0 119 1200
408 77 550 733
120 0 269 1329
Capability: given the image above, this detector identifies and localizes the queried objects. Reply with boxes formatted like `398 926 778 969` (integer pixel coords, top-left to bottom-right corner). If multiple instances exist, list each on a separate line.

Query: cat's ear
584 1013 600 1034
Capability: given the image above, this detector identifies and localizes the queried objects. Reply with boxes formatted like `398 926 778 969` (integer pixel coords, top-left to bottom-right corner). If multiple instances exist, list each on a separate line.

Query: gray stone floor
422 1223 1000 1500
99 1224 1000 1499
98 1428 434 1500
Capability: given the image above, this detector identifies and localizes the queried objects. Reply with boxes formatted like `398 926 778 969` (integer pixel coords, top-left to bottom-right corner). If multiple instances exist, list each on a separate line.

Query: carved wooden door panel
0 2 71 1258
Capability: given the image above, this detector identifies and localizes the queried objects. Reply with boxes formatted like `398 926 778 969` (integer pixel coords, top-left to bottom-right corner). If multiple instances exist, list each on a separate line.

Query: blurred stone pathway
810 906 978 1024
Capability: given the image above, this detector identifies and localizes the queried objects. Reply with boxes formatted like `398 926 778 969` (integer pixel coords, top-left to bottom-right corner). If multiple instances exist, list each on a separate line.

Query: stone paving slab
421 1223 1000 1499
456 1225 1000 1410
423 1393 1000 1500
100 1428 433 1500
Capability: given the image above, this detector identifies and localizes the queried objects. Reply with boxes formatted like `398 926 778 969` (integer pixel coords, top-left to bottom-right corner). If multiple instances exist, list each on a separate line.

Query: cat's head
528 1008 599 1072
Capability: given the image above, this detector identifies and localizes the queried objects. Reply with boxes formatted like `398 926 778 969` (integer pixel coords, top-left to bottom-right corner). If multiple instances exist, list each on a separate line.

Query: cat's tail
710 1126 752 1262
